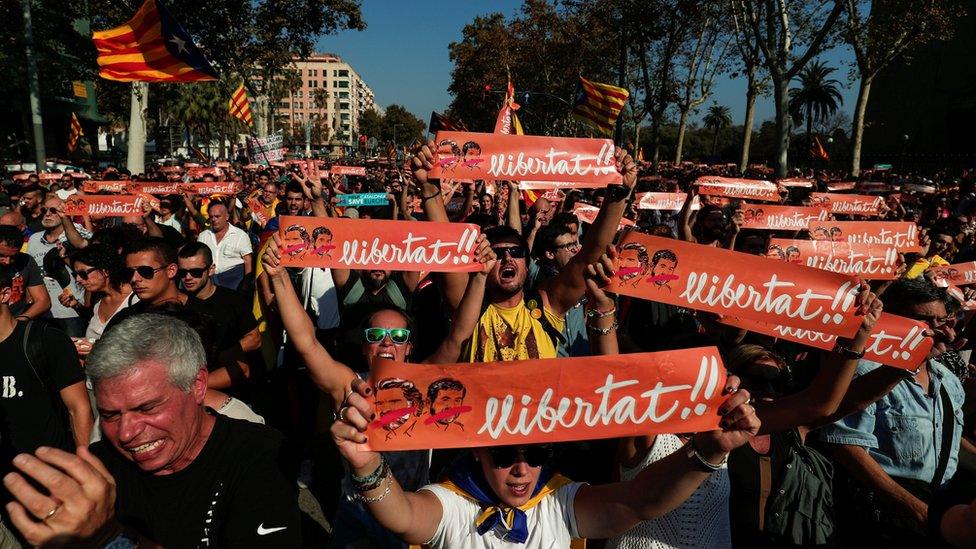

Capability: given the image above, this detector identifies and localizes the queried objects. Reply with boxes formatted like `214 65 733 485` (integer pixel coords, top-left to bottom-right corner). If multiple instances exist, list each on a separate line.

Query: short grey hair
87 314 206 391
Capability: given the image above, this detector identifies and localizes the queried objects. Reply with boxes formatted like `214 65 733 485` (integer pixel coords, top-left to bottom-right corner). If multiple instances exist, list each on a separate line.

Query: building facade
273 53 375 147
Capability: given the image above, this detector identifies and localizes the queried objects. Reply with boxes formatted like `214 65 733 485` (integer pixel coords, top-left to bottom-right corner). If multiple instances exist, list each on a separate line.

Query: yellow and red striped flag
92 0 219 82
228 82 253 126
572 76 629 136
68 113 84 153
810 136 830 161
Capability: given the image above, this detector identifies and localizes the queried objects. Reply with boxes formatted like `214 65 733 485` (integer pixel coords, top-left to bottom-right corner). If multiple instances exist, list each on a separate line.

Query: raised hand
261 233 285 279
473 234 496 275
331 378 380 471
614 148 637 191
584 246 617 312
410 140 437 188
693 376 760 457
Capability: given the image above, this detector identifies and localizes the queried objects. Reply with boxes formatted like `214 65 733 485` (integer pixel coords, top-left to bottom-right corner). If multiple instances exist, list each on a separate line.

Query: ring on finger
339 406 350 423
43 504 61 521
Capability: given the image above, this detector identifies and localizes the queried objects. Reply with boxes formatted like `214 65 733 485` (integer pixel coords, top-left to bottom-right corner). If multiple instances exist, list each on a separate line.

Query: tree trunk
806 106 813 167
126 82 148 176
739 78 758 174
850 76 873 177
773 77 790 178
674 107 690 164
712 128 719 156
650 114 661 170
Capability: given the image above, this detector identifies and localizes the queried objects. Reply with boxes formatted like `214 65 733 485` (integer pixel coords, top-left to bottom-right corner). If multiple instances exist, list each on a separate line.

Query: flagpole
21 0 46 170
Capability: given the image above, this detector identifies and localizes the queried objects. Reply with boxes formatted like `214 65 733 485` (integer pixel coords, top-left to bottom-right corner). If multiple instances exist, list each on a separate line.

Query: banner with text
718 314 932 371
572 204 636 229
429 131 620 185
695 176 781 202
518 180 608 190
64 194 159 217
926 262 976 287
82 180 130 193
738 204 830 231
276 216 481 272
337 193 389 207
609 231 862 337
636 192 700 211
809 193 885 216
330 165 367 177
124 182 242 196
807 221 923 252
767 239 900 280
364 349 727 451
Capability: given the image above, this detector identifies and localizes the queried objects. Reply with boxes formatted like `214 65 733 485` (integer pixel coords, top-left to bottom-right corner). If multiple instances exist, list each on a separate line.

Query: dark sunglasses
364 327 411 344
487 445 552 469
41 207 60 215
74 267 100 280
177 267 209 279
491 245 528 259
122 265 166 281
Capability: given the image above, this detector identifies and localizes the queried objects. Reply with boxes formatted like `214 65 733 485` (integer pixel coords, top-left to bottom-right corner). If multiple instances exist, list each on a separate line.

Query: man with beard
411 142 637 362
18 185 44 235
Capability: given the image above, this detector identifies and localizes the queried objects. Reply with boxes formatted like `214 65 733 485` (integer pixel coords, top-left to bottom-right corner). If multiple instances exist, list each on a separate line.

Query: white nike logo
257 524 287 536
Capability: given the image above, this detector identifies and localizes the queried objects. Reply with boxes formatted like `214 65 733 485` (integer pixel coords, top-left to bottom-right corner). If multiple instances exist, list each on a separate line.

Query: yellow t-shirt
906 254 949 279
467 300 565 362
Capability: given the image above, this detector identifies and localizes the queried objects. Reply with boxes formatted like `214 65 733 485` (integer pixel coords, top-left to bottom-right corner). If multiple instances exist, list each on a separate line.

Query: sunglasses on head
122 265 166 281
74 267 100 280
177 267 209 279
364 327 411 344
487 445 552 469
491 245 527 259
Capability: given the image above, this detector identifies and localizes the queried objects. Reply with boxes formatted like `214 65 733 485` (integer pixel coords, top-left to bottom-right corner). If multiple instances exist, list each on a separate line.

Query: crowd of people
0 142 973 548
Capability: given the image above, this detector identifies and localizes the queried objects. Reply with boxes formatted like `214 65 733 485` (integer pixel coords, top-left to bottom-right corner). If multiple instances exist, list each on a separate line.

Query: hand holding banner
767 239 900 280
364 349 727 451
695 176 782 202
808 221 923 252
737 204 830 230
718 314 933 371
609 231 863 337
276 216 481 272
429 131 620 185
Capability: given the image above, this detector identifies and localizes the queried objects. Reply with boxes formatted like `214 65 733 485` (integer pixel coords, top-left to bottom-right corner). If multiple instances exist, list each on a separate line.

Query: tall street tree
788 60 844 158
703 103 732 156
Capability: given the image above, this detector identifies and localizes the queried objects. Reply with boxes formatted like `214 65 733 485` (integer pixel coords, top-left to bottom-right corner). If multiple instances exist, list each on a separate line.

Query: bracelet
351 455 389 492
585 307 616 319
687 438 727 472
356 475 393 503
421 191 441 201
833 345 865 360
586 320 618 336
14 315 29 321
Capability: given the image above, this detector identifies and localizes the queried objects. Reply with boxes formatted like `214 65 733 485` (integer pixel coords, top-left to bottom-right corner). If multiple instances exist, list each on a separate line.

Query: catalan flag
92 0 219 82
572 76 629 136
68 113 84 153
810 136 830 161
493 76 521 135
228 82 253 126
429 111 467 133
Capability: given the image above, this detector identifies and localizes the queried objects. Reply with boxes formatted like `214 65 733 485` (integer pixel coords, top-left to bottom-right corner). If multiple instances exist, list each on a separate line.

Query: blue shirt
818 359 965 487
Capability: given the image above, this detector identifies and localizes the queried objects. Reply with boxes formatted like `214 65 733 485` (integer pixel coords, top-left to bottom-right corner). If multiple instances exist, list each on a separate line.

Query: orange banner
82 180 130 193
826 181 856 192
63 194 158 217
737 204 830 230
636 192 700 211
572 204 635 228
767 239 900 280
718 314 932 371
609 232 862 337
363 349 727 451
517 180 607 190
808 221 923 253
810 193 885 216
248 198 269 226
778 177 815 188
186 166 222 179
330 165 367 176
159 166 182 174
926 262 976 287
429 131 620 184
856 181 892 193
276 216 481 272
695 176 781 202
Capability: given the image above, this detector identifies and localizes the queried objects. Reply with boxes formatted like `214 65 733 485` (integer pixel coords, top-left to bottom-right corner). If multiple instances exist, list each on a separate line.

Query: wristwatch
686 439 727 472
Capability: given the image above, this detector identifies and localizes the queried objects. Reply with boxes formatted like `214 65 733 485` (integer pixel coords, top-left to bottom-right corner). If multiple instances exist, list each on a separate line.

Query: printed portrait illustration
743 208 765 225
785 246 801 264
311 226 335 258
461 141 483 169
648 249 679 290
616 242 649 287
423 378 470 432
282 224 310 259
811 226 831 241
767 244 786 260
372 378 425 440
829 226 844 242
435 139 462 170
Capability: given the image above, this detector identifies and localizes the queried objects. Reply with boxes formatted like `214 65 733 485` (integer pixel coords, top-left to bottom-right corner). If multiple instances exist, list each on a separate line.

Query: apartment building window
280 102 290 109
295 91 303 99
338 92 349 99
338 69 349 77
340 113 350 120
339 102 349 110
336 80 349 88
322 79 328 87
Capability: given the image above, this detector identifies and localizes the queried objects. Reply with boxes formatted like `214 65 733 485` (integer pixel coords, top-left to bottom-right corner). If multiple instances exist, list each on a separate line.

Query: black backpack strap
21 320 48 387
931 382 955 491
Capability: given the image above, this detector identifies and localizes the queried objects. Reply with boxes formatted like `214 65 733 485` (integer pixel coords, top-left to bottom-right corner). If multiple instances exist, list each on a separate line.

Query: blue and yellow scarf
437 454 572 544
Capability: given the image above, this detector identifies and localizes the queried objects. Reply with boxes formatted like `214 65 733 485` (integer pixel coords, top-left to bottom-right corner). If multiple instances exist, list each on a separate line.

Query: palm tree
703 103 733 156
788 60 843 154
169 83 225 158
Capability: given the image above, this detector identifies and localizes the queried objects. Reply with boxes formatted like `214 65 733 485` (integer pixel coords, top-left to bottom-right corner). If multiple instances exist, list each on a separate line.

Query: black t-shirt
0 321 84 471
6 253 44 317
184 286 258 352
92 414 300 548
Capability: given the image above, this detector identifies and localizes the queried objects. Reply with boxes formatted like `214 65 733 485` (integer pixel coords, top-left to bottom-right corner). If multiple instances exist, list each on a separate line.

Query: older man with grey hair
3 314 300 547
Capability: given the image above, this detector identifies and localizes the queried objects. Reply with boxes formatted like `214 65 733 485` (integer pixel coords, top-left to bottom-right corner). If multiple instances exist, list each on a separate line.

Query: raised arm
262 233 356 405
505 181 522 233
678 186 697 243
541 148 637 317
583 251 619 356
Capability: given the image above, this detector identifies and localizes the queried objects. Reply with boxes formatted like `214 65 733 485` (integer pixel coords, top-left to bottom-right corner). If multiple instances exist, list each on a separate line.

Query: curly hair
426 377 466 412
375 378 425 417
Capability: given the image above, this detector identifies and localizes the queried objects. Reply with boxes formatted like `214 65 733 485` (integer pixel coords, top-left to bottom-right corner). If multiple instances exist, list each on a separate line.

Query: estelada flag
68 113 84 153
572 76 629 136
810 136 830 161
429 111 467 134
92 0 219 82
228 82 253 126
493 75 521 135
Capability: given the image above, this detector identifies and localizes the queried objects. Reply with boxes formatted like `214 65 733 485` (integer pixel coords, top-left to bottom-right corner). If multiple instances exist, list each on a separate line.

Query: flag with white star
92 0 219 82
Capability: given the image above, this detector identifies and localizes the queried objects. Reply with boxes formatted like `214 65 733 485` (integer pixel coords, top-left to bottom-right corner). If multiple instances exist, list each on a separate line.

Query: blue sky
317 1 857 129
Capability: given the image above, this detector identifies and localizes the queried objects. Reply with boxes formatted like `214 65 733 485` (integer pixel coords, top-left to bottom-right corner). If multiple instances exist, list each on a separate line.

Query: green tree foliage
703 103 733 155
788 60 843 149
357 105 425 146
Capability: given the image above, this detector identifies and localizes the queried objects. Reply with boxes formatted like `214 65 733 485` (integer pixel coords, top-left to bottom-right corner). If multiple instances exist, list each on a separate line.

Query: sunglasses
177 267 209 279
122 265 166 281
487 445 552 469
74 267 100 280
364 327 411 344
41 207 60 215
491 245 528 259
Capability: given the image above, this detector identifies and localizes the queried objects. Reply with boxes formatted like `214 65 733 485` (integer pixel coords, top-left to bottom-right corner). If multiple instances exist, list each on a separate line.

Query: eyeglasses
487 445 552 469
912 313 952 328
491 245 528 259
364 327 411 344
74 267 100 281
553 241 580 252
177 267 209 279
41 207 60 215
122 265 166 281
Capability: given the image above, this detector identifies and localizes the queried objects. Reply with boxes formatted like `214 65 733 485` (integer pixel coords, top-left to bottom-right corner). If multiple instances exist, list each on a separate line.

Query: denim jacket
817 359 965 487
